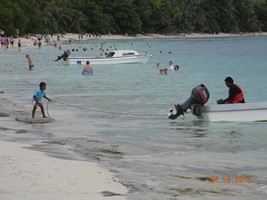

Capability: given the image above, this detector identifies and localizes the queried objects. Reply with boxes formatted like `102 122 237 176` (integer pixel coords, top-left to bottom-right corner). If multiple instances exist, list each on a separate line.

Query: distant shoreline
2 32 266 51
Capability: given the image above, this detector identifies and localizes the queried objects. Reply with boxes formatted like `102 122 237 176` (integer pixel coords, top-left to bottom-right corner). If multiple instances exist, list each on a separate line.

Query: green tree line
1 0 267 37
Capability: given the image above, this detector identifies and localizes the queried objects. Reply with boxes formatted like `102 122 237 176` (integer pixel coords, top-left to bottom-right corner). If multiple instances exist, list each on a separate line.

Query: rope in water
46 100 165 117
47 100 51 118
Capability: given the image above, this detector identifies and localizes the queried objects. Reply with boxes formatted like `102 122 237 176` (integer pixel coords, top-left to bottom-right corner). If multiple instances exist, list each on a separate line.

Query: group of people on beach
0 35 15 49
33 36 42 49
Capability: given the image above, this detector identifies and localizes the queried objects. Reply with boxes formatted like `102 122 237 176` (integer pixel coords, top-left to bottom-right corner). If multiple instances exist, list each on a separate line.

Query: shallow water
1 36 267 199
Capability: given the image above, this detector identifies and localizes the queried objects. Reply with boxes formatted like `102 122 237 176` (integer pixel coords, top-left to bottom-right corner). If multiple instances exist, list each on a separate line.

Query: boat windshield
106 52 115 57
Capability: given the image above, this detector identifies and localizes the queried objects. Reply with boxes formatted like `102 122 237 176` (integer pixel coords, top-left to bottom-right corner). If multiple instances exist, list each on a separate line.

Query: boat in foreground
67 50 152 65
199 102 267 122
168 84 267 122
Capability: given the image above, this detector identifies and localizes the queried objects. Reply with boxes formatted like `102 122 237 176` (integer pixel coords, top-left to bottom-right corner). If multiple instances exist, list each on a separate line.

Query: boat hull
199 102 267 122
67 54 152 65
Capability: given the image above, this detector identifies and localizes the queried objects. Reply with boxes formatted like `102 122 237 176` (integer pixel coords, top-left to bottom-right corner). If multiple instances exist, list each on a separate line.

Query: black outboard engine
168 84 210 120
54 49 70 61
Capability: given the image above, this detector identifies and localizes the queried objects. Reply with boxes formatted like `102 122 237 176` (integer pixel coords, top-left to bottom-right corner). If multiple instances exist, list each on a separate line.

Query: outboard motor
168 84 210 120
54 49 70 61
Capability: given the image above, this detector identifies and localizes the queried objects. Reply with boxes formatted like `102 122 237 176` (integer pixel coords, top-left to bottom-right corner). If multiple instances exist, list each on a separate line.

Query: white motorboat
199 102 267 122
168 84 267 122
67 50 152 65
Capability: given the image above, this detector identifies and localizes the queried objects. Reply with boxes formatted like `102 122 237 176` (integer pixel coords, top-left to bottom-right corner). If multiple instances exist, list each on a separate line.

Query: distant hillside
1 0 267 37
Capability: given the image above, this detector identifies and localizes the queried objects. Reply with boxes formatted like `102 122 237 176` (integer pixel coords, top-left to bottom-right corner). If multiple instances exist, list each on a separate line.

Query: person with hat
217 76 245 104
26 54 34 70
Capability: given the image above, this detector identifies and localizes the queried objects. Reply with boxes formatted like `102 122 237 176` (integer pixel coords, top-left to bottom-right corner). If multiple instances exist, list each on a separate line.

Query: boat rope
47 100 165 117
47 100 51 118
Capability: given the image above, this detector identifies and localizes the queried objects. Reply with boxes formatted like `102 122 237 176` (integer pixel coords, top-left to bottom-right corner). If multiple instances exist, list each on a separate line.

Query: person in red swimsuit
217 77 245 104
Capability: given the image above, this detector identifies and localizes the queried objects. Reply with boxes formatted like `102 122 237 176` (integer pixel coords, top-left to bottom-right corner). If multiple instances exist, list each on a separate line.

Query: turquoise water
1 36 267 199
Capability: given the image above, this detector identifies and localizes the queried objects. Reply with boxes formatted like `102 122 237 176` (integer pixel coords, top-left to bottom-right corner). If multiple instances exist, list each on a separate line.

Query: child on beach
32 82 51 118
26 54 34 70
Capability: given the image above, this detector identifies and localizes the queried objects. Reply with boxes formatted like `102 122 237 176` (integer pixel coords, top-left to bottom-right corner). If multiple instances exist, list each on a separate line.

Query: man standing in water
26 54 34 70
217 76 245 104
32 82 51 118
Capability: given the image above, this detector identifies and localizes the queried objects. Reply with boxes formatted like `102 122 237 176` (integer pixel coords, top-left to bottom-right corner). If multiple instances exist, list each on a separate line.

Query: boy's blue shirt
32 88 46 102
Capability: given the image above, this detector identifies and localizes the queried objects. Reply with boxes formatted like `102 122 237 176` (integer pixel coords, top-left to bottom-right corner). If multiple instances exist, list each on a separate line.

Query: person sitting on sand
32 82 51 118
82 61 93 75
26 54 34 70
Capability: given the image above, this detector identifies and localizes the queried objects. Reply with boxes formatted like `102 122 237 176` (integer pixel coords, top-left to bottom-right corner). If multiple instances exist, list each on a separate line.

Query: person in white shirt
168 61 174 70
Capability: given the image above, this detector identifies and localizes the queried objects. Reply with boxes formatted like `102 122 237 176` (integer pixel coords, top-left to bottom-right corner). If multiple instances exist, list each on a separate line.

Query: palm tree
153 0 162 8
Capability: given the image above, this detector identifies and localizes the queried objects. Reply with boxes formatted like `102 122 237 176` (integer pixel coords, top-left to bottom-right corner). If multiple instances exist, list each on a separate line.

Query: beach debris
169 187 220 195
42 141 66 145
101 191 124 197
16 129 27 134
0 112 10 117
100 146 124 155
0 126 16 131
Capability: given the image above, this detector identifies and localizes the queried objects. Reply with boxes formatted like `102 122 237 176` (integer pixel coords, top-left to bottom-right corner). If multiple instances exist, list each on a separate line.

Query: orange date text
209 176 252 184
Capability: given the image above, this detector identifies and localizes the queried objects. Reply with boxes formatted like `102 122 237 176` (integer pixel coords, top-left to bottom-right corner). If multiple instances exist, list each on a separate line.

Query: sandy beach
0 140 127 200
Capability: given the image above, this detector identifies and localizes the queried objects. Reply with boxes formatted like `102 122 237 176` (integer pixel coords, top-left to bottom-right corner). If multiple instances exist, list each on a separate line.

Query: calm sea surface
1 36 267 199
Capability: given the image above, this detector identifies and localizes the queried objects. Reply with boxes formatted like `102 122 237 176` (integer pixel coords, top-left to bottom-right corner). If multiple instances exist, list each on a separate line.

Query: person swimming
82 61 93 75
